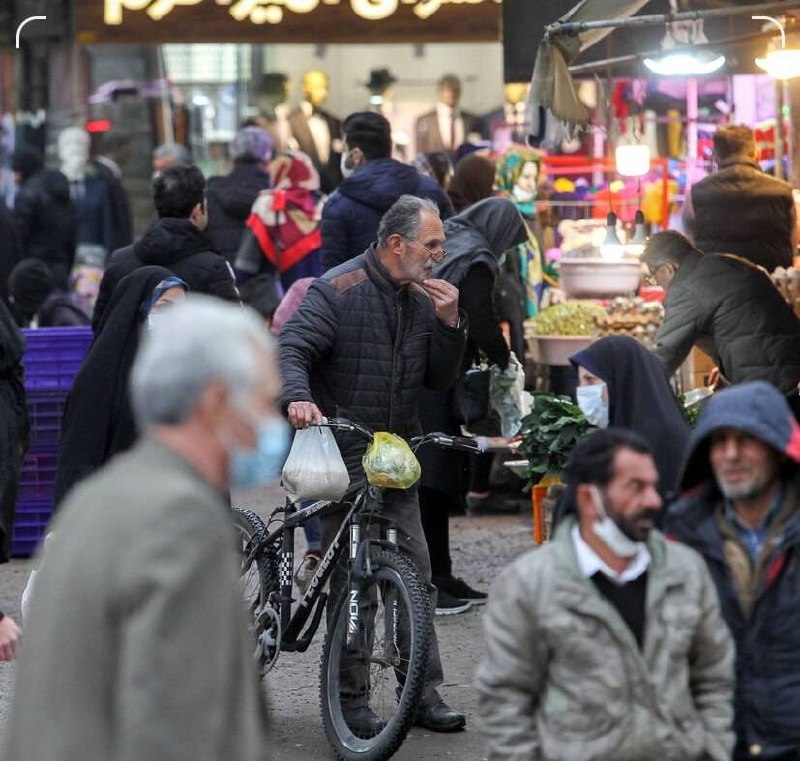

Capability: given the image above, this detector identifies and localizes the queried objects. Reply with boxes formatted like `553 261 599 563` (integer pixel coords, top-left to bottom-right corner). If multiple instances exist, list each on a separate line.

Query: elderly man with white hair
5 296 280 761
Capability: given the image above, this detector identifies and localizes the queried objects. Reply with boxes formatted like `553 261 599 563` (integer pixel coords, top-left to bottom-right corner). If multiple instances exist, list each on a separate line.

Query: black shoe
434 589 471 616
414 699 466 732
435 574 488 605
342 705 386 739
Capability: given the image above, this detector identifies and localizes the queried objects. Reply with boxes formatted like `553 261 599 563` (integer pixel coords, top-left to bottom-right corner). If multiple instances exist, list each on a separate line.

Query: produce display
771 267 800 318
526 301 606 337
594 298 664 349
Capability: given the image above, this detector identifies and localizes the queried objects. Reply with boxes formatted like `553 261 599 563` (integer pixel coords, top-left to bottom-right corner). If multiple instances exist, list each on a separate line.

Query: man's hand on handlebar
287 401 324 428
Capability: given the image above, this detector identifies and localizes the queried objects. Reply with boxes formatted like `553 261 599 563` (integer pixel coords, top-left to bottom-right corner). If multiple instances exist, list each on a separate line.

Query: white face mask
589 485 643 558
576 384 609 428
511 183 535 203
340 151 355 179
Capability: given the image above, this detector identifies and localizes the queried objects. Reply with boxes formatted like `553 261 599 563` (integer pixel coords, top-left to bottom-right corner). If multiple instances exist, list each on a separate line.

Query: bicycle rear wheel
232 508 280 676
320 546 432 761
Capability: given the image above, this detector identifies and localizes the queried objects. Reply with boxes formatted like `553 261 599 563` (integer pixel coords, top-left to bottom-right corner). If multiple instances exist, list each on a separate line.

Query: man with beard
666 381 800 761
476 428 735 761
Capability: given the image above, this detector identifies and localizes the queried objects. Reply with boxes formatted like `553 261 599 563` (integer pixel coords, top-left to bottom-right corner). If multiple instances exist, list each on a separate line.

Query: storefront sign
76 0 501 43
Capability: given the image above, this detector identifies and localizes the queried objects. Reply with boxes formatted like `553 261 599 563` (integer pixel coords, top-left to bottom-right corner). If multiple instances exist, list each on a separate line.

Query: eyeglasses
644 262 669 286
404 237 448 263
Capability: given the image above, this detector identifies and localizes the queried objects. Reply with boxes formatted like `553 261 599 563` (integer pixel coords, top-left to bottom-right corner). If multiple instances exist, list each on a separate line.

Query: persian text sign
76 0 501 43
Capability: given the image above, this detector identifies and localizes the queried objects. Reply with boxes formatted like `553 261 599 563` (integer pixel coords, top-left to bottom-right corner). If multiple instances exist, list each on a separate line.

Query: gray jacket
476 520 735 761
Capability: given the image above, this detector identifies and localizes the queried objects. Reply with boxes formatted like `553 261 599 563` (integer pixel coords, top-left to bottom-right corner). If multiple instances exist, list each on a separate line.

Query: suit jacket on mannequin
289 102 342 193
416 106 482 155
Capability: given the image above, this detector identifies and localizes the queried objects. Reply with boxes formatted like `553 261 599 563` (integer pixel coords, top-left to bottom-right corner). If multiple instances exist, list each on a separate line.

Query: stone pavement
0 481 535 760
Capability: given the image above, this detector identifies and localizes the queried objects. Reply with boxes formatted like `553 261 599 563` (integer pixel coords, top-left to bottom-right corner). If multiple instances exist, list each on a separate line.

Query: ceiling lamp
644 51 726 76
615 144 651 177
645 18 725 76
754 15 800 80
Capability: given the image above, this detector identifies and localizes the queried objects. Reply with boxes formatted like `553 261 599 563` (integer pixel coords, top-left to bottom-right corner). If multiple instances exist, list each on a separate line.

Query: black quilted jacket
279 245 466 474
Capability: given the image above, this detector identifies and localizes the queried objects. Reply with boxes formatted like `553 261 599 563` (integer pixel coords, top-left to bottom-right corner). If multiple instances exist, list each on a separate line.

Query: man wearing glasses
641 230 800 400
280 194 469 735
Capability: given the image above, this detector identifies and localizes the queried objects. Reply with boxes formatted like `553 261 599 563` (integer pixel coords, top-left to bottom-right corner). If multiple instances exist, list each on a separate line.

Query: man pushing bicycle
280 195 468 736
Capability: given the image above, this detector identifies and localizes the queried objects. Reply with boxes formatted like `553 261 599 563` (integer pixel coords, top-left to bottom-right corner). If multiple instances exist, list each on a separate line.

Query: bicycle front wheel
232 508 279 676
320 546 432 761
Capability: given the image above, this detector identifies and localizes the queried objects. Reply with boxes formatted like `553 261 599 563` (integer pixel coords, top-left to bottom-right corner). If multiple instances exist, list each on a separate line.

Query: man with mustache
477 428 735 761
666 381 800 761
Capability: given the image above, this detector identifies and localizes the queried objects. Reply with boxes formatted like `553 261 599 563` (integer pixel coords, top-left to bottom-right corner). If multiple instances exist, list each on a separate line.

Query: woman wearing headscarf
235 151 325 291
418 197 528 613
54 266 187 508
569 335 690 502
0 299 28 561
494 147 550 317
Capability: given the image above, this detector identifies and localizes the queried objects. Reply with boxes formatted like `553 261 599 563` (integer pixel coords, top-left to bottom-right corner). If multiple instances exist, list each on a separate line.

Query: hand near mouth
420 278 459 327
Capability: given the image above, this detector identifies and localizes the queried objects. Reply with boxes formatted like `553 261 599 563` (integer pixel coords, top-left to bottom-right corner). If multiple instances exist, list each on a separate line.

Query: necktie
450 109 457 151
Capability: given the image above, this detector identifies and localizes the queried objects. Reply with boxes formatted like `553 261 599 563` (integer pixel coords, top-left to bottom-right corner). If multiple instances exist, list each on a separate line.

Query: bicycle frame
256 483 392 654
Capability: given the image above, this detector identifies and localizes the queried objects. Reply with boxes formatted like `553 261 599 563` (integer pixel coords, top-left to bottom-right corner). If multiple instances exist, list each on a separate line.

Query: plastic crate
17 448 58 503
11 498 51 558
26 390 69 449
22 327 92 391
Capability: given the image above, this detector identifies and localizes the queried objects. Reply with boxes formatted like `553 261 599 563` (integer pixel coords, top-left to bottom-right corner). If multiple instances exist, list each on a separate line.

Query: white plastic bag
281 424 350 501
490 352 526 438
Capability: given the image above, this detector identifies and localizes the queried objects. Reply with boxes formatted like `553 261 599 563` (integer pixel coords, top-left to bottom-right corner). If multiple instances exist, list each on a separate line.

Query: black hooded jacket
92 218 238 332
320 158 453 272
205 163 271 264
13 169 76 286
433 197 528 371
570 335 690 501
55 266 176 508
665 381 800 758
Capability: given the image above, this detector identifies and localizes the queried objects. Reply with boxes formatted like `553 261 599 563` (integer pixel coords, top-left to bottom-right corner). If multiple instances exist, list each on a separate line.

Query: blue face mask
576 384 609 428
230 417 290 489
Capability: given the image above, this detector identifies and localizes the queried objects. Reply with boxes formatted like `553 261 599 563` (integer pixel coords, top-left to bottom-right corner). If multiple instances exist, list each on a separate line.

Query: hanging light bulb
600 212 625 260
627 210 648 255
616 144 651 177
753 15 800 80
645 19 725 76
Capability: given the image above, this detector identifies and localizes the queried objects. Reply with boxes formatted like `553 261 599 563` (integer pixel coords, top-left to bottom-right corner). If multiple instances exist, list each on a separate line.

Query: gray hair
231 126 273 163
152 143 191 165
641 230 698 270
130 295 276 429
377 195 439 247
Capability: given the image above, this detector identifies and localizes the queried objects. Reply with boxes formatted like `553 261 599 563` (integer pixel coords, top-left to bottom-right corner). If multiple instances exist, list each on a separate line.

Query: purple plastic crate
22 327 92 391
26 390 69 449
11 498 51 558
17 449 58 502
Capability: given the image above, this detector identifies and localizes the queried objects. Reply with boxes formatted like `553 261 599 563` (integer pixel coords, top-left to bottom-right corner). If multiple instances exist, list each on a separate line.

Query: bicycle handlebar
312 419 484 454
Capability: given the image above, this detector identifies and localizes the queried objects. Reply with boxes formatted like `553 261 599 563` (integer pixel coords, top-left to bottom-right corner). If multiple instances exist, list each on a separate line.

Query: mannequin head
58 126 91 181
302 70 330 108
438 74 461 109
504 82 529 106
256 72 291 110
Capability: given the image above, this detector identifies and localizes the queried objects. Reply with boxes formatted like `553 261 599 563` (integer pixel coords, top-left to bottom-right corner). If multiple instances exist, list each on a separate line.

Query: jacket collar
718 158 761 172
364 245 408 297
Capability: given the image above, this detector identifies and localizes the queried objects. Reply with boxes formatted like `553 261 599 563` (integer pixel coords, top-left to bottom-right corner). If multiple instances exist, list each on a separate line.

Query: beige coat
476 520 735 761
4 439 269 761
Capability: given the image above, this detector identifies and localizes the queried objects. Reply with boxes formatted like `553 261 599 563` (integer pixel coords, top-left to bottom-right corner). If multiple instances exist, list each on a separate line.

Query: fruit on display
595 297 664 349
526 301 606 337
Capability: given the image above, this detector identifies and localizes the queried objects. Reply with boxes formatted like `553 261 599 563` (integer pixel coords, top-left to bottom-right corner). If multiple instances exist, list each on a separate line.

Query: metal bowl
526 335 594 366
559 258 642 299
503 459 530 477
683 386 714 408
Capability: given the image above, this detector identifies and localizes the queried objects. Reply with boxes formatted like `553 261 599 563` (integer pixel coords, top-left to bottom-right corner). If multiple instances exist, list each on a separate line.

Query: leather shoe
342 705 386 738
413 699 466 732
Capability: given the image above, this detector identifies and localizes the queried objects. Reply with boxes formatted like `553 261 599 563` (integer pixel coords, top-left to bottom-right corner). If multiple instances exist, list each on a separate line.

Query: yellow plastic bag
362 432 421 489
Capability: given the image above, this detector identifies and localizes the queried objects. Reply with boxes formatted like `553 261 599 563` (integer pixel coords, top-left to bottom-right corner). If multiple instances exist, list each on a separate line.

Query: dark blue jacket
320 158 453 272
279 245 466 475
665 381 800 758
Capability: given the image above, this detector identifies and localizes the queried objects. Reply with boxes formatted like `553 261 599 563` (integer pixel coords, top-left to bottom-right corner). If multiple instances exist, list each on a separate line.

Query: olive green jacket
476 520 735 761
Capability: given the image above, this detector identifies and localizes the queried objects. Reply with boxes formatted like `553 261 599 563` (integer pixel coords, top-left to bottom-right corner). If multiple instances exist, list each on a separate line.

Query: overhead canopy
529 0 800 129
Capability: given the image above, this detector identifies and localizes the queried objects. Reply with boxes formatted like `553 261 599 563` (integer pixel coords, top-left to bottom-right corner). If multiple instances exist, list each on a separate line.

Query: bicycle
232 418 481 761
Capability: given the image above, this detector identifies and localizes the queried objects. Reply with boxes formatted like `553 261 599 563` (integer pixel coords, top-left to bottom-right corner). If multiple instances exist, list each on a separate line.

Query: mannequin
415 74 483 156
483 82 530 151
254 72 296 153
288 70 343 193
365 68 412 161
58 126 115 310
